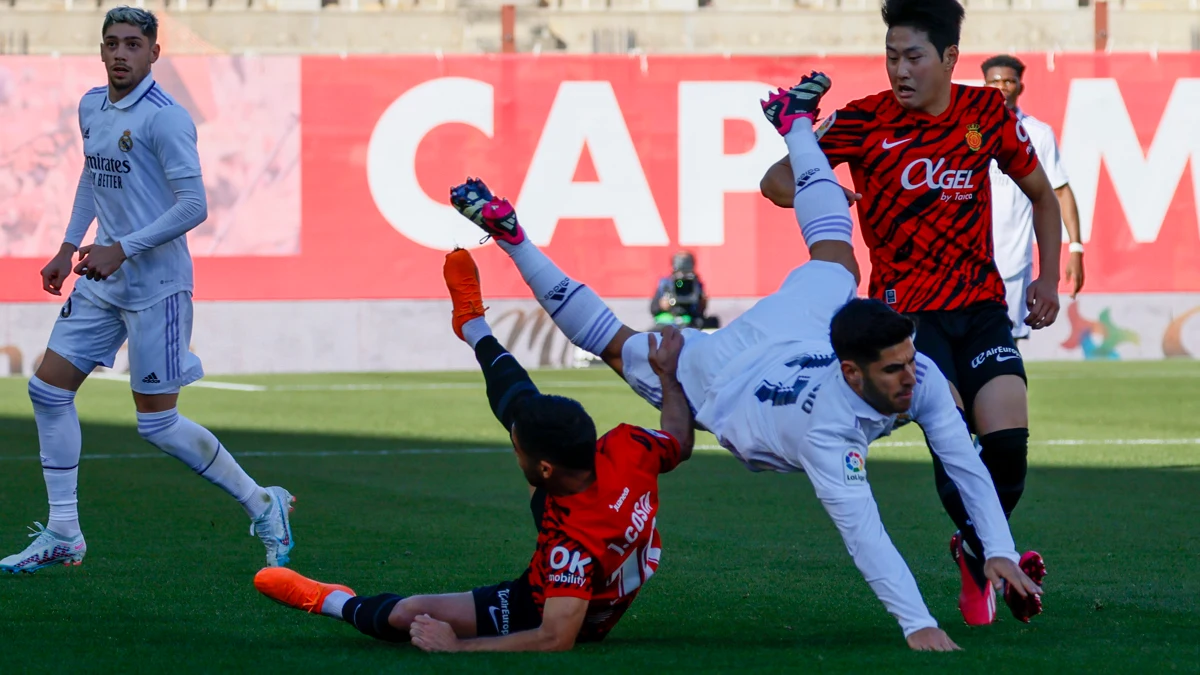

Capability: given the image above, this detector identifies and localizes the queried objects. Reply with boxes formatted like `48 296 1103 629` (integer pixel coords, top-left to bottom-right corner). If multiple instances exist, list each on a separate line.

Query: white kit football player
446 73 1043 650
2 8 295 574
982 54 1085 339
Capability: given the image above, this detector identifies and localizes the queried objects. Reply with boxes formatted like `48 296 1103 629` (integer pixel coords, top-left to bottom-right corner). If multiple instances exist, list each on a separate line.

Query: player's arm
647 326 694 463
1013 164 1061 328
796 430 957 650
1034 124 1084 298
42 165 96 296
410 596 588 653
997 105 1061 329
45 103 99 295
117 105 208 256
1056 183 1084 297
910 363 1043 598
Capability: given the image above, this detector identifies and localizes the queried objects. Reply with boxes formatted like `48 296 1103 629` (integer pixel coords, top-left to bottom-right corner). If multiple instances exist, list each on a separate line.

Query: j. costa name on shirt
87 153 132 189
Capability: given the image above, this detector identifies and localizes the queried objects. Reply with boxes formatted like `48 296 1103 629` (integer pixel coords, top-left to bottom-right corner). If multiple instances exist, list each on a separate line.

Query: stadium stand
0 0 1195 56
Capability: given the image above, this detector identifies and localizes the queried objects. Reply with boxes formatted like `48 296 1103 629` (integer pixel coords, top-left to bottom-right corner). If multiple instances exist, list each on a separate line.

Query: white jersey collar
836 371 892 423
104 74 157 111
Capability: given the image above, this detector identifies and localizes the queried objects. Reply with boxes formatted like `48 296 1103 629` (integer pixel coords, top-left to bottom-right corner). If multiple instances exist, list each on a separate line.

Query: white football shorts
47 289 204 394
1003 265 1033 340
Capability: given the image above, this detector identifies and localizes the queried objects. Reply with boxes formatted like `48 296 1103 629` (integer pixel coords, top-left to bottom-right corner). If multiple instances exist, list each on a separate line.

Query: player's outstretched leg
444 248 539 429
255 567 479 643
1 355 88 574
448 179 637 377
761 72 859 280
135 400 296 567
256 567 358 618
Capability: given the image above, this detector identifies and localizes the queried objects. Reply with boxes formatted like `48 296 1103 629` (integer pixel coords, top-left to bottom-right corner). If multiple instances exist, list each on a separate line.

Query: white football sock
322 590 352 619
461 316 492 350
28 376 82 538
784 119 854 246
502 240 621 356
136 409 270 519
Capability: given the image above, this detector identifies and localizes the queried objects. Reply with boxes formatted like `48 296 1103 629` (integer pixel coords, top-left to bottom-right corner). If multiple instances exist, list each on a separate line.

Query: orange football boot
444 248 487 341
254 567 355 614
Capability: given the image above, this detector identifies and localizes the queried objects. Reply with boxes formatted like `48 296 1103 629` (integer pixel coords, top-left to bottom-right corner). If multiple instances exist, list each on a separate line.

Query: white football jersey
691 337 1019 636
75 75 202 311
989 109 1068 278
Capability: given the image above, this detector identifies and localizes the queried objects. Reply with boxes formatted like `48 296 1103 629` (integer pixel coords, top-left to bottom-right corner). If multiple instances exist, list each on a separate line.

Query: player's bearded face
101 24 159 93
861 342 918 414
885 27 956 112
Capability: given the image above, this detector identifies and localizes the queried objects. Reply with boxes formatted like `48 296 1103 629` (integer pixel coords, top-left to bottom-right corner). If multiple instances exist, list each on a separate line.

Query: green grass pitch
0 362 1197 674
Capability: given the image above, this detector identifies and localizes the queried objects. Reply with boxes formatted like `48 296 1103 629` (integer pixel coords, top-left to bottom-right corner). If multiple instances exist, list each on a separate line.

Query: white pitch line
0 438 1197 463
87 372 267 391
263 381 627 392
78 375 625 393
0 447 511 462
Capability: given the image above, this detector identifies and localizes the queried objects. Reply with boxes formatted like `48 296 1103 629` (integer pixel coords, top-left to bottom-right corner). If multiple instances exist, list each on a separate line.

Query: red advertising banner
2 53 1198 302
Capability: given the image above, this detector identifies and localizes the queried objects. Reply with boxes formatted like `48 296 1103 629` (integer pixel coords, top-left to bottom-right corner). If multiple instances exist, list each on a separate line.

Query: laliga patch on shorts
844 449 867 485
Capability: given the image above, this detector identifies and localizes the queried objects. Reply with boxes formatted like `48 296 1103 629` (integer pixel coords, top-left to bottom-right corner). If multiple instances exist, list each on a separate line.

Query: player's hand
905 627 961 652
74 243 127 281
1024 277 1060 329
984 557 1043 598
648 325 684 380
410 614 461 653
1065 252 1085 299
40 246 76 296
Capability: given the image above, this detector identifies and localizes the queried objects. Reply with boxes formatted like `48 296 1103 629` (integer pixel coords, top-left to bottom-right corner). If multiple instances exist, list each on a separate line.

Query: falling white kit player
1 8 295 574
447 73 1043 651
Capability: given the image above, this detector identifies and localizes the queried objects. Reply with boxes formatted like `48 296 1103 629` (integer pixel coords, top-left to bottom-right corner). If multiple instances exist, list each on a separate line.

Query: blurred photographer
651 251 714 329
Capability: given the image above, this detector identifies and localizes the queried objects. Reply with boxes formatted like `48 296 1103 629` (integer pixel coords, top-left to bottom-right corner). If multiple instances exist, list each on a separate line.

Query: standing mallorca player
1 7 295 574
760 0 1055 626
982 53 1085 339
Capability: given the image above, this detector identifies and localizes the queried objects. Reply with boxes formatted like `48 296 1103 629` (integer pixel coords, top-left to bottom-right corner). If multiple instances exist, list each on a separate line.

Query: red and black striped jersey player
252 250 695 653
760 0 1054 627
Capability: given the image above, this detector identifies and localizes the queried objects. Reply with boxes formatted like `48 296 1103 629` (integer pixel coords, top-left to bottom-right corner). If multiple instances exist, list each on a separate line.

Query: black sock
342 593 409 643
930 451 986 559
978 428 1029 518
474 335 539 429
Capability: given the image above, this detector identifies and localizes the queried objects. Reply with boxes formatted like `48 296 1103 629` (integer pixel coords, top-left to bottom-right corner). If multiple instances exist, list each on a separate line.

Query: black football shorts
907 301 1028 427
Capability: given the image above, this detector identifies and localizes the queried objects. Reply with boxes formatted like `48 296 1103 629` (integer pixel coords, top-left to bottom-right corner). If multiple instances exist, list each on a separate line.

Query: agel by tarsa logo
901 158 977 193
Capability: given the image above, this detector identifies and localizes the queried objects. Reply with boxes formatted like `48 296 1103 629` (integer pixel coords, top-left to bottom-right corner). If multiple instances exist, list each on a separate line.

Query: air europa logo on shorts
971 346 1022 368
900 158 976 191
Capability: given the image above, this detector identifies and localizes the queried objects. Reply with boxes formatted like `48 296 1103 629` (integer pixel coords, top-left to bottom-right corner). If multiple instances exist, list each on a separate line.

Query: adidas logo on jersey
142 372 160 384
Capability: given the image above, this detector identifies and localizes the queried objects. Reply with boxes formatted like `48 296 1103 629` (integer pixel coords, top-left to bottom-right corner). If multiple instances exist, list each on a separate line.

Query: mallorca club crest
118 130 133 153
965 123 983 152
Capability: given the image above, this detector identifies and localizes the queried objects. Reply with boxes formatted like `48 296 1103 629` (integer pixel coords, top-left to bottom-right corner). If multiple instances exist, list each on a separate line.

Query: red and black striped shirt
523 424 681 642
817 84 1039 313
